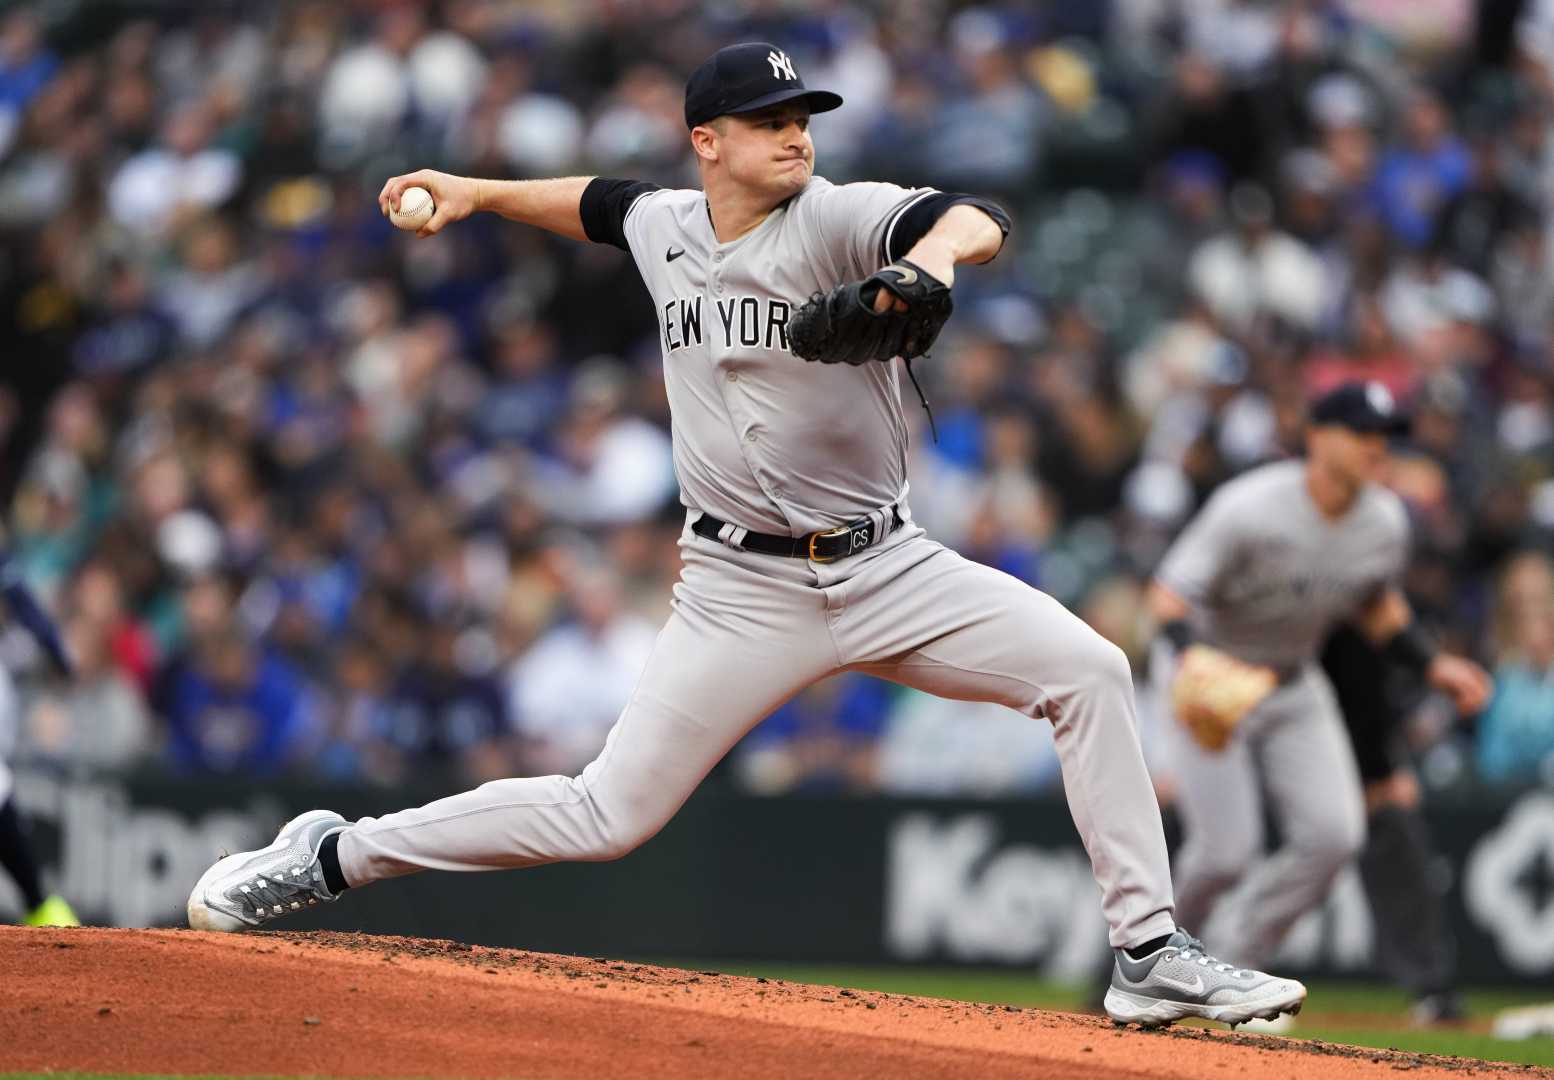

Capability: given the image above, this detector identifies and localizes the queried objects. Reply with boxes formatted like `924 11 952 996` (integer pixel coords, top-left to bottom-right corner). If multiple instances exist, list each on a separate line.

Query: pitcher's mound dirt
0 927 1541 1079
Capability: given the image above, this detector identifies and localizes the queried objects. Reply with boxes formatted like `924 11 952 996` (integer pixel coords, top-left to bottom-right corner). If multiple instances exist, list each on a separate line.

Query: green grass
674 962 1554 1068
1287 1028 1554 1067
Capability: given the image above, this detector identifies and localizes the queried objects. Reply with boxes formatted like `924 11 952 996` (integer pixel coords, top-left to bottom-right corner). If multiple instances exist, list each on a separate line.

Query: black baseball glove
789 258 953 366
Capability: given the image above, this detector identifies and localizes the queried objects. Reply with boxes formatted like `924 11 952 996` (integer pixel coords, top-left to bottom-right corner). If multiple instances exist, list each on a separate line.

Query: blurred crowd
2 0 1554 796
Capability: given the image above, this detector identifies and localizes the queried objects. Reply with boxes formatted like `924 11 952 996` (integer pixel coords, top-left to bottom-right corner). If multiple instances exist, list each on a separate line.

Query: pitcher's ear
690 124 720 163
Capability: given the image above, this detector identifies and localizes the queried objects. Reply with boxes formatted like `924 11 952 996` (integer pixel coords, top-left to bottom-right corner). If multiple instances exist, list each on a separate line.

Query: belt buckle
809 521 873 563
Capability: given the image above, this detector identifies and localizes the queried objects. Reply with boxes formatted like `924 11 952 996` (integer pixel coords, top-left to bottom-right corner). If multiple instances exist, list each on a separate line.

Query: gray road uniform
334 175 1180 950
1155 459 1410 966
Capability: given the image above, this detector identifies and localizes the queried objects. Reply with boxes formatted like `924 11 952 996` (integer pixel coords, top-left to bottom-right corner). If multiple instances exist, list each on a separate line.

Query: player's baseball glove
1170 644 1279 752
789 258 953 366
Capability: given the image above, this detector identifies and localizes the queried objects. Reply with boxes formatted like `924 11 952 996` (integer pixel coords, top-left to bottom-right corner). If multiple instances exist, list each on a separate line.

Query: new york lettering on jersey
660 294 791 354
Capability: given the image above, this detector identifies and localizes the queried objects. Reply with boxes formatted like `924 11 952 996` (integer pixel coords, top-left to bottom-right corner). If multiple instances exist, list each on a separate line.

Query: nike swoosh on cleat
1152 972 1205 995
666 246 685 262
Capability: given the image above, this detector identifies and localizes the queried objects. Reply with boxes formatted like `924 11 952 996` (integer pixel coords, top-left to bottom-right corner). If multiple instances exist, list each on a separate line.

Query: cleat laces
231 862 330 922
1167 934 1242 976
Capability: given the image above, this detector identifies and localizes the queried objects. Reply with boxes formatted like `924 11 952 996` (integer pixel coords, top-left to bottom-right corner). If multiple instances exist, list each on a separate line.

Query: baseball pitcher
189 42 1305 1029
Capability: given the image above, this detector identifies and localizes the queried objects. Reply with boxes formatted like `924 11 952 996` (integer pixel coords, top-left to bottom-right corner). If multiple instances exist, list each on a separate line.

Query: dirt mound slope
1 927 1541 1080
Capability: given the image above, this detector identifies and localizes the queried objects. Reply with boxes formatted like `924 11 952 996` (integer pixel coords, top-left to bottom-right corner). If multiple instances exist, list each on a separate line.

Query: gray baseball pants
1168 666 1367 967
337 515 1178 949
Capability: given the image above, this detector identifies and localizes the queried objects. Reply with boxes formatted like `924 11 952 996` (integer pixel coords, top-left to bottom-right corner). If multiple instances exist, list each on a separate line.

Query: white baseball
389 186 435 231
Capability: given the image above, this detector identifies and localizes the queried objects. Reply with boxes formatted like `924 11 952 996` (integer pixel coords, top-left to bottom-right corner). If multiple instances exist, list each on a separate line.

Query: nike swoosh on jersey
666 246 685 262
1151 971 1205 996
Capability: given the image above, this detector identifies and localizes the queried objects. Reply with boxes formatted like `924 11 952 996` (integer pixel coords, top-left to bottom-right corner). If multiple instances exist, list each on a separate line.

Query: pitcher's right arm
378 171 596 242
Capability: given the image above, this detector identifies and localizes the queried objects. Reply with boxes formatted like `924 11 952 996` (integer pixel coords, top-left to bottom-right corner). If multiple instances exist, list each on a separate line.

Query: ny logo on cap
768 49 797 81
1365 381 1395 415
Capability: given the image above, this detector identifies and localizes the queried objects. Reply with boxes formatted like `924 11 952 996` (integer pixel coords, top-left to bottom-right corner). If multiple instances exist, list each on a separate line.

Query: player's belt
692 505 904 564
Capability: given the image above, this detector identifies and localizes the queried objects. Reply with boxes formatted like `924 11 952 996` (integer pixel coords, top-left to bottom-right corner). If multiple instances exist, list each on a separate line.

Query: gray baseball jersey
619 177 937 535
1156 459 1409 669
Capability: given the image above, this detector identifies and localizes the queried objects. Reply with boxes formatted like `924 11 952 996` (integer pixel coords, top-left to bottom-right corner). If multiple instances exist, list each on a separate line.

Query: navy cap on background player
1309 381 1411 436
684 43 843 129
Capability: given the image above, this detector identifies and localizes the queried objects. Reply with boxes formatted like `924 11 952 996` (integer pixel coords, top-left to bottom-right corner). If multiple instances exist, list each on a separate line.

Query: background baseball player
1149 381 1491 971
0 544 79 927
189 41 1305 1030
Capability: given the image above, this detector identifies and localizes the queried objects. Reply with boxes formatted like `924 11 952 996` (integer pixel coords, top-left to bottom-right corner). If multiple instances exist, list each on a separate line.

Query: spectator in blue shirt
0 10 57 111
735 674 893 794
476 319 568 451
165 625 319 775
1478 553 1554 785
381 617 511 782
1375 89 1472 249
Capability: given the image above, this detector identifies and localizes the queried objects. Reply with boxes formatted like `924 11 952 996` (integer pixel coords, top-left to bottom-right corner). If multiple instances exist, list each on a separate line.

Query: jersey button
713 252 723 263
726 371 738 382
746 431 757 443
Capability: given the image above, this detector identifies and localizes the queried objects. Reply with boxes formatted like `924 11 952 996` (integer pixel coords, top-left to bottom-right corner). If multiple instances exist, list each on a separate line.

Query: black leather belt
693 505 903 563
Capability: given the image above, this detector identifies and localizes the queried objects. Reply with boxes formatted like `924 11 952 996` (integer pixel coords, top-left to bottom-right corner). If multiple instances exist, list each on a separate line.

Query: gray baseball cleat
1104 930 1306 1030
187 809 349 932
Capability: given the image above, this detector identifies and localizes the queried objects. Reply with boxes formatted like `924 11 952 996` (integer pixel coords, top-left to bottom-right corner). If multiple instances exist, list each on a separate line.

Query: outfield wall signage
3 767 1550 985
1462 793 1554 976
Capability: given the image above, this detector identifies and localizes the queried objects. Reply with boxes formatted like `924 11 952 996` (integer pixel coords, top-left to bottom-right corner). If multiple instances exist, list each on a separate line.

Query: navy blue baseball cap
684 43 843 129
1309 380 1412 436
